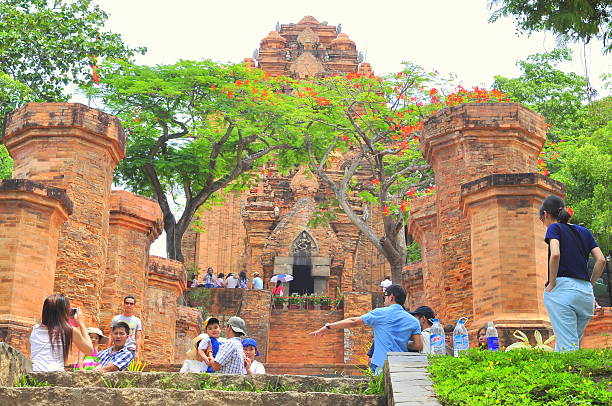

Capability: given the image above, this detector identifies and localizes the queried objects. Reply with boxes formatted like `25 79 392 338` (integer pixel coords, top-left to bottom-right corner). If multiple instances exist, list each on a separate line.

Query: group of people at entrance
191 268 264 290
179 316 264 375
29 294 143 372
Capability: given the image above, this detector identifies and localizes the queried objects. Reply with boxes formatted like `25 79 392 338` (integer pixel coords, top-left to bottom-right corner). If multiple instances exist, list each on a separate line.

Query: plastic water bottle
486 321 500 351
452 318 469 357
430 318 446 355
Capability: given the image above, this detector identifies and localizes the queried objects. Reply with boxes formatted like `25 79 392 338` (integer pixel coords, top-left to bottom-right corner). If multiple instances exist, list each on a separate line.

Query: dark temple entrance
290 264 314 295
289 231 315 295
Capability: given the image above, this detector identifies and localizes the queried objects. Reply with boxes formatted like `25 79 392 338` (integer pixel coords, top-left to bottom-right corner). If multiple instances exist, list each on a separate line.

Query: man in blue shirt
309 284 422 373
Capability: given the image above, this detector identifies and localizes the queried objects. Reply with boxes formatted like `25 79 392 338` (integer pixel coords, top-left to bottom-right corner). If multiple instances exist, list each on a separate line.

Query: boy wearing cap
198 317 225 373
252 272 263 290
211 316 247 374
409 306 435 354
242 338 265 374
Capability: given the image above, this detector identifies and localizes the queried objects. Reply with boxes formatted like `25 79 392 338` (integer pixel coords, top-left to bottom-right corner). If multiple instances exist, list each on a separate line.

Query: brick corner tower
3 103 126 326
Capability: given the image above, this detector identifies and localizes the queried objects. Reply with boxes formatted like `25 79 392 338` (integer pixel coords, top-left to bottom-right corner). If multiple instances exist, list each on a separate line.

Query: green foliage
488 0 612 53
101 376 137 388
429 348 612 405
552 120 611 254
15 375 49 387
493 49 589 141
406 239 422 263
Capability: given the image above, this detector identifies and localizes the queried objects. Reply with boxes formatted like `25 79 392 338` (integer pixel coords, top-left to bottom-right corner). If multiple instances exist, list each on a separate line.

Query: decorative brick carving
3 103 126 327
0 180 71 354
174 306 202 363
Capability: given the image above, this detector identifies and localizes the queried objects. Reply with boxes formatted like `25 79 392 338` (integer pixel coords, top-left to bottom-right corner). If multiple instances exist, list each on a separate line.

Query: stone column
99 191 163 334
342 292 372 366
420 103 547 323
3 103 125 326
460 173 564 344
0 180 72 353
144 256 186 363
407 195 441 313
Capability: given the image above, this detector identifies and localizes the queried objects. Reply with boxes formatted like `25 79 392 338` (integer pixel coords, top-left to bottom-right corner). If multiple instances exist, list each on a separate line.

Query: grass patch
15 375 49 387
428 348 612 405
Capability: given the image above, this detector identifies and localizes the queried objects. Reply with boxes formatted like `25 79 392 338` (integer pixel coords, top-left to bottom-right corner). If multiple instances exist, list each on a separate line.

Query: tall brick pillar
100 191 163 333
407 195 441 312
0 180 72 353
460 174 564 343
144 256 186 363
419 103 547 323
3 103 125 326
343 292 373 366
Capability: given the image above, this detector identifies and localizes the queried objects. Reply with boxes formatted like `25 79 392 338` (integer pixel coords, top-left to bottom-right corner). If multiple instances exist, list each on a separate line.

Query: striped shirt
97 346 134 371
214 337 246 374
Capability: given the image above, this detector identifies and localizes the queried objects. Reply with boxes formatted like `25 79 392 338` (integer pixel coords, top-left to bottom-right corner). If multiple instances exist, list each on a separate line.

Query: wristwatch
324 322 332 330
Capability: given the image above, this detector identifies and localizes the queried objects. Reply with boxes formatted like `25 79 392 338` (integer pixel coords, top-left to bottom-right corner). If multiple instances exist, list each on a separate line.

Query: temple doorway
290 264 314 295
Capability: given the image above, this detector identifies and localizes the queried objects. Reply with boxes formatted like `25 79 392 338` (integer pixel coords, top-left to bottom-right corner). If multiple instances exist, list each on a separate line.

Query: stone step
26 371 370 393
0 386 384 406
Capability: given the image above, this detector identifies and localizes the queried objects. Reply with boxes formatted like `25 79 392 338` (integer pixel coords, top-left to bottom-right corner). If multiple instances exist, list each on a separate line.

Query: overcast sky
89 0 610 257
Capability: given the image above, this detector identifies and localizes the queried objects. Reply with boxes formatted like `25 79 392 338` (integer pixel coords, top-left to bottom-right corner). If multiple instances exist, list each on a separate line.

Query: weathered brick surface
581 307 612 349
342 292 373 366
174 306 202 363
403 261 424 311
100 191 163 334
144 256 186 363
411 103 547 324
460 174 564 334
0 180 71 354
268 308 345 364
3 103 125 327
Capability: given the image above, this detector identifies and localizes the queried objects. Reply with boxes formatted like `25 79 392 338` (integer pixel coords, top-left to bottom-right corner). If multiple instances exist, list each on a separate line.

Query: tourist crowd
191 268 264 290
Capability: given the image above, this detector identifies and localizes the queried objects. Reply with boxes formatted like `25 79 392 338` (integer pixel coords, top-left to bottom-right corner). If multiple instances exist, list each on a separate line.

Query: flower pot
303 303 315 310
273 304 284 310
319 305 331 310
288 304 300 309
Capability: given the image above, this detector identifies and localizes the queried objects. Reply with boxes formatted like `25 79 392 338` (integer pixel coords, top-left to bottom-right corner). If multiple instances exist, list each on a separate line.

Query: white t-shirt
249 359 266 374
226 276 239 288
380 279 393 292
112 314 142 350
421 327 431 354
29 324 65 372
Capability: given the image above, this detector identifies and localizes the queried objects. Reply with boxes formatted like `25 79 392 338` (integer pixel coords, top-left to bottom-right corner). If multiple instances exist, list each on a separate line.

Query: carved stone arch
290 230 318 257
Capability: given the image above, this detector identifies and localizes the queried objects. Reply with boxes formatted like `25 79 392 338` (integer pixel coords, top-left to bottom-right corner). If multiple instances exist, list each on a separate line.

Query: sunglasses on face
124 302 135 305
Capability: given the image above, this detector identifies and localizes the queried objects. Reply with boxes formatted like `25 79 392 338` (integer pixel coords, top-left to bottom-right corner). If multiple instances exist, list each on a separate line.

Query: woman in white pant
540 195 606 351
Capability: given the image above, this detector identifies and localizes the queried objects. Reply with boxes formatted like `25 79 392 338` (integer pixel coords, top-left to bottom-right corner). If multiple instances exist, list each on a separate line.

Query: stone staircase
0 370 384 406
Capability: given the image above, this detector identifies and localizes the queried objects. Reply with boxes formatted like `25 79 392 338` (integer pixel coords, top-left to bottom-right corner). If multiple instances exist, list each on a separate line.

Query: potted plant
272 296 285 310
334 297 344 310
318 296 331 310
288 294 301 309
303 294 315 310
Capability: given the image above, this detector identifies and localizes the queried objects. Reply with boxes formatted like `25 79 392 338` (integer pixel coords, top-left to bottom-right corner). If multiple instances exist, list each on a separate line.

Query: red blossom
371 179 379 186
567 207 574 216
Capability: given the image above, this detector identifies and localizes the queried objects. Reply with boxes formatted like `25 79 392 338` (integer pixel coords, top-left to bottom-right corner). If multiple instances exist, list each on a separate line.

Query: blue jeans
544 277 594 352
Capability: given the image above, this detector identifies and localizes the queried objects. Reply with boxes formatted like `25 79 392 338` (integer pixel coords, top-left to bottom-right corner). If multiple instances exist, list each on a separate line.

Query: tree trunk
389 261 404 289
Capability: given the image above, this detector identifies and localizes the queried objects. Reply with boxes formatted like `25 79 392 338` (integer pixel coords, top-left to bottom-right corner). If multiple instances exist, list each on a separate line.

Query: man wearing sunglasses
310 284 422 374
111 295 143 360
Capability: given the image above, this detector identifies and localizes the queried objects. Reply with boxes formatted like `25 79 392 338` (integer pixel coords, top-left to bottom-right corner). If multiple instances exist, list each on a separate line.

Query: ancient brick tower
183 17 388 296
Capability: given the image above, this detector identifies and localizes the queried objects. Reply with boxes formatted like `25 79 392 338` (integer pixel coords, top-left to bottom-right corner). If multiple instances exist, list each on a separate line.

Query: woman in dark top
540 195 606 351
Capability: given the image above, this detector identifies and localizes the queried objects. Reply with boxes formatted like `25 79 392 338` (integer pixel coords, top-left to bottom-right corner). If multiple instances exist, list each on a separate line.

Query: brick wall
268 308 345 364
581 308 612 349
3 103 125 327
0 180 71 354
403 261 424 311
342 292 373 366
174 306 202 363
144 256 186 363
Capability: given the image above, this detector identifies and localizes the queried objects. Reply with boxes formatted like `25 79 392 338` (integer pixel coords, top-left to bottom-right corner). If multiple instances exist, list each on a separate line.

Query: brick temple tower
183 17 389 296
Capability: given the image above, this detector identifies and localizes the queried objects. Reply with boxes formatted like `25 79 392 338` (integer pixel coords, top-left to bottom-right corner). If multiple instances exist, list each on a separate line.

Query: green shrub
428 348 611 405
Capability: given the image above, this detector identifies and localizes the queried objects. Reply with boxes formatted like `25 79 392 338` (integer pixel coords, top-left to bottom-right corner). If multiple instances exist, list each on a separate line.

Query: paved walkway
383 352 441 406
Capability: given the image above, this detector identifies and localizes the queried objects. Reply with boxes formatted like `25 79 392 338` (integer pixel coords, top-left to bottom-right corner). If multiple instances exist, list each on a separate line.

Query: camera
71 308 78 316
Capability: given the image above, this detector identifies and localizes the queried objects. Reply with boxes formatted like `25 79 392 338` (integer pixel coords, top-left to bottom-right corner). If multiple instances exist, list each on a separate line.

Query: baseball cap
241 337 260 356
203 316 220 329
254 272 259 276
227 316 246 335
409 306 435 320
